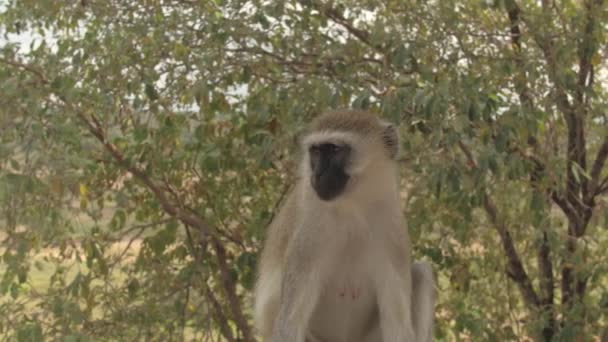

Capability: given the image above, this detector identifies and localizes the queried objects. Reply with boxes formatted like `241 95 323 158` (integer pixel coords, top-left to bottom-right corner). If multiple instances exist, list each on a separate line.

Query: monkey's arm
412 261 435 342
254 190 299 339
375 264 416 342
254 265 282 340
271 242 324 342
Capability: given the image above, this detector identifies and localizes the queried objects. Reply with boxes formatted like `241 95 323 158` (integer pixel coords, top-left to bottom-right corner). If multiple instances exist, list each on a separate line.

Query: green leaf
16 323 43 342
127 278 140 298
144 83 158 101
63 335 91 342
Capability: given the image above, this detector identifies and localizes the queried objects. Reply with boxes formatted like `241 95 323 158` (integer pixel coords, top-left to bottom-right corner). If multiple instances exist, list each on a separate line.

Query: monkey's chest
308 252 377 342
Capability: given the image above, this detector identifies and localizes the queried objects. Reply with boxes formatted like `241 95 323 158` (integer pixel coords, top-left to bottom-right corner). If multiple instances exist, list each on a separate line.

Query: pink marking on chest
338 285 361 300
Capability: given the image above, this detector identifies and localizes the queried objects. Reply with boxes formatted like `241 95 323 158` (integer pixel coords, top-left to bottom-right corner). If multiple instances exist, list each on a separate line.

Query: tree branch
519 140 557 340
507 1 588 223
504 0 534 109
575 0 603 108
183 224 240 342
537 230 556 340
503 7 558 320
561 222 578 307
311 2 377 52
82 110 255 338
598 178 608 195
550 191 580 225
588 136 608 198
458 141 541 310
305 0 419 76
0 57 49 84
211 237 254 342
202 281 236 342
74 110 214 236
509 5 598 313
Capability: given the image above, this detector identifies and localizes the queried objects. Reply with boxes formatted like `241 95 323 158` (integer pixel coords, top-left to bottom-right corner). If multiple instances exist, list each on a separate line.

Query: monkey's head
301 110 399 202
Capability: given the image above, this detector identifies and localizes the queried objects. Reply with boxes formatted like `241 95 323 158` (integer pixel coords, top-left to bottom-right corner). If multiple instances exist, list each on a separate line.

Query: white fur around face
302 131 359 149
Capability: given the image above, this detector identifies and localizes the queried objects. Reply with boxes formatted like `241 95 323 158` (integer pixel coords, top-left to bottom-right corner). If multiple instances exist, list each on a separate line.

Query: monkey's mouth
311 171 349 201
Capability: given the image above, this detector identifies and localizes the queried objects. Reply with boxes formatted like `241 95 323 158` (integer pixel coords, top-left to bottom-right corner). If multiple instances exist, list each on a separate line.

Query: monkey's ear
381 122 399 160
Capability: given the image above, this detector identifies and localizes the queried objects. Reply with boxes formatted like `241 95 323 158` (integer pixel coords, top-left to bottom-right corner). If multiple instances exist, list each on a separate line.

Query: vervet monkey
254 110 435 342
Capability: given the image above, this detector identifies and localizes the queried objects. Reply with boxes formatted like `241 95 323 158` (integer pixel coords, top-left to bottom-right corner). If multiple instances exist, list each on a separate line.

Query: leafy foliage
1 0 607 340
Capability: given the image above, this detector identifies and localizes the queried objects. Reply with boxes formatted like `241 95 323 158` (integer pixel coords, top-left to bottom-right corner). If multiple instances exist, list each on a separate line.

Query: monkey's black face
309 143 351 201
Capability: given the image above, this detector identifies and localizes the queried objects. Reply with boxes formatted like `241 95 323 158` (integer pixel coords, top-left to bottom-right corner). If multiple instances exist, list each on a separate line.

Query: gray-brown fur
310 110 385 137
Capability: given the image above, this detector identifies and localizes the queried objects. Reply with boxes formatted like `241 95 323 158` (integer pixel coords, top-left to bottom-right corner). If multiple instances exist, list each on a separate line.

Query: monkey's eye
309 143 342 155
321 143 341 154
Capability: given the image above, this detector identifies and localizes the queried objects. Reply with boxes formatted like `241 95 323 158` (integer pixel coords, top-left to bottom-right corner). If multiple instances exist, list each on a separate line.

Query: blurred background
0 0 607 340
